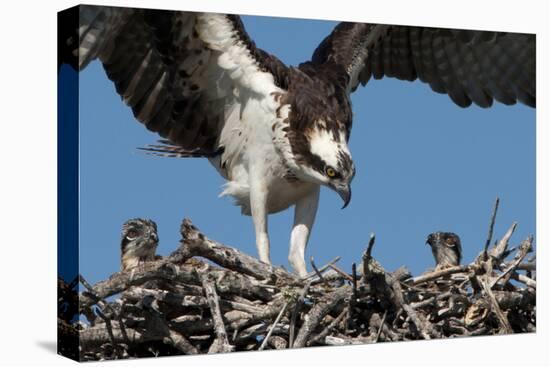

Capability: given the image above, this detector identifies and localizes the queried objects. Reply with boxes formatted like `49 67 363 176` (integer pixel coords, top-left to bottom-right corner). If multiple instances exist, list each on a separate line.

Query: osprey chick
120 218 159 271
426 232 462 269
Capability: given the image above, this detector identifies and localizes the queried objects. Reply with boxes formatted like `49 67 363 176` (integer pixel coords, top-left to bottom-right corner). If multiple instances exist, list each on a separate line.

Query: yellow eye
326 167 336 178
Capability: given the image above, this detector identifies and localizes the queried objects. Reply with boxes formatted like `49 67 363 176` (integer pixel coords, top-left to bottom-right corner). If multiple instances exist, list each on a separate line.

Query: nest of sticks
58 200 536 361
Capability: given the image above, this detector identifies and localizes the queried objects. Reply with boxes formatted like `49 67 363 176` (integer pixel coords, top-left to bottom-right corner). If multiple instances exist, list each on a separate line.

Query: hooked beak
336 184 351 209
426 234 433 246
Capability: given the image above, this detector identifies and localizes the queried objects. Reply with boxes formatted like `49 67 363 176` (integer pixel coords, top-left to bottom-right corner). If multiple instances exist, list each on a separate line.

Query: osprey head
274 70 356 207
120 218 159 271
283 120 355 208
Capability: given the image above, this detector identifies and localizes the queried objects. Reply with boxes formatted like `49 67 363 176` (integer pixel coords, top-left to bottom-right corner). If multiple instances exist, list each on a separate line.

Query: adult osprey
59 5 535 277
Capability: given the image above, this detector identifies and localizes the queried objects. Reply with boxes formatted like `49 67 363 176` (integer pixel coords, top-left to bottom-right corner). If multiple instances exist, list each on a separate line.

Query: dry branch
202 275 234 353
482 197 500 260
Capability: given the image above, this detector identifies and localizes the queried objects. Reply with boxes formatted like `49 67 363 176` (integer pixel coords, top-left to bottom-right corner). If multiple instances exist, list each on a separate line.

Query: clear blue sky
74 14 535 285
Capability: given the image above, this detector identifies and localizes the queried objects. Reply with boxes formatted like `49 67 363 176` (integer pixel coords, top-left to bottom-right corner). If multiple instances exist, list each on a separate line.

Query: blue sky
74 14 535 285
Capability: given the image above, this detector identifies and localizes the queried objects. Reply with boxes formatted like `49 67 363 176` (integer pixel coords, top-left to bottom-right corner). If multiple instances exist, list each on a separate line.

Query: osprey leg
289 186 320 277
250 177 271 264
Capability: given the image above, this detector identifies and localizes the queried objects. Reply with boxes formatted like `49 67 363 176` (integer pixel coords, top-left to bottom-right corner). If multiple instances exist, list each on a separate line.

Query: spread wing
61 5 289 155
311 23 535 108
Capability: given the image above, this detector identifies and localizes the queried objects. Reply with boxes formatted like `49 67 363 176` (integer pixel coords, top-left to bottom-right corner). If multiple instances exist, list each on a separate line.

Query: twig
259 302 288 350
366 233 376 258
489 222 517 260
94 307 119 356
164 329 199 355
490 236 533 288
229 296 287 331
289 280 312 348
408 265 472 286
304 256 341 280
328 264 354 282
352 263 358 303
361 233 376 282
503 262 535 272
512 273 536 288
374 310 388 342
78 275 98 299
180 218 297 283
80 322 147 349
479 277 513 333
79 275 129 351
483 197 500 261
310 256 330 287
347 263 358 322
201 275 234 353
411 291 453 309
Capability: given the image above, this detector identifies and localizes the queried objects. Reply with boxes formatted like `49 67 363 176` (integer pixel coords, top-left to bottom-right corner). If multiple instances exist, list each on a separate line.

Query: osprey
120 218 159 271
59 5 535 277
426 232 463 269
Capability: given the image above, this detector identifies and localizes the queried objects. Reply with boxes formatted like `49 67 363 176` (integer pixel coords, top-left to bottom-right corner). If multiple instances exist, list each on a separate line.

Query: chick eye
325 166 337 178
126 229 139 240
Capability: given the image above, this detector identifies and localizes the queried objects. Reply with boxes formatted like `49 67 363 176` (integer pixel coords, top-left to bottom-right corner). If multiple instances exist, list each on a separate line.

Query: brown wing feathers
78 7 222 155
358 27 535 108
65 6 292 157
78 6 134 70
311 21 535 108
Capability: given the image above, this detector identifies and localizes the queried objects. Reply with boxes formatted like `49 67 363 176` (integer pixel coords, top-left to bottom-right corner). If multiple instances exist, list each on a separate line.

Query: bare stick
411 291 453 309
310 256 330 287
408 265 472 286
491 236 533 288
201 275 234 353
374 310 388 342
503 262 535 272
94 307 119 354
352 263 358 303
512 273 536 288
490 222 517 260
362 233 376 282
164 330 199 355
259 302 288 350
479 277 513 333
304 256 341 280
289 280 312 348
328 264 354 282
181 218 297 283
367 233 376 258
228 296 287 331
483 197 500 261
79 275 129 352
80 322 148 349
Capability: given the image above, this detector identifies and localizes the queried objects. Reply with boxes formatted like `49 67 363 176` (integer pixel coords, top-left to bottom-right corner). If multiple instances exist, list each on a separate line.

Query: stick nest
58 207 536 361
